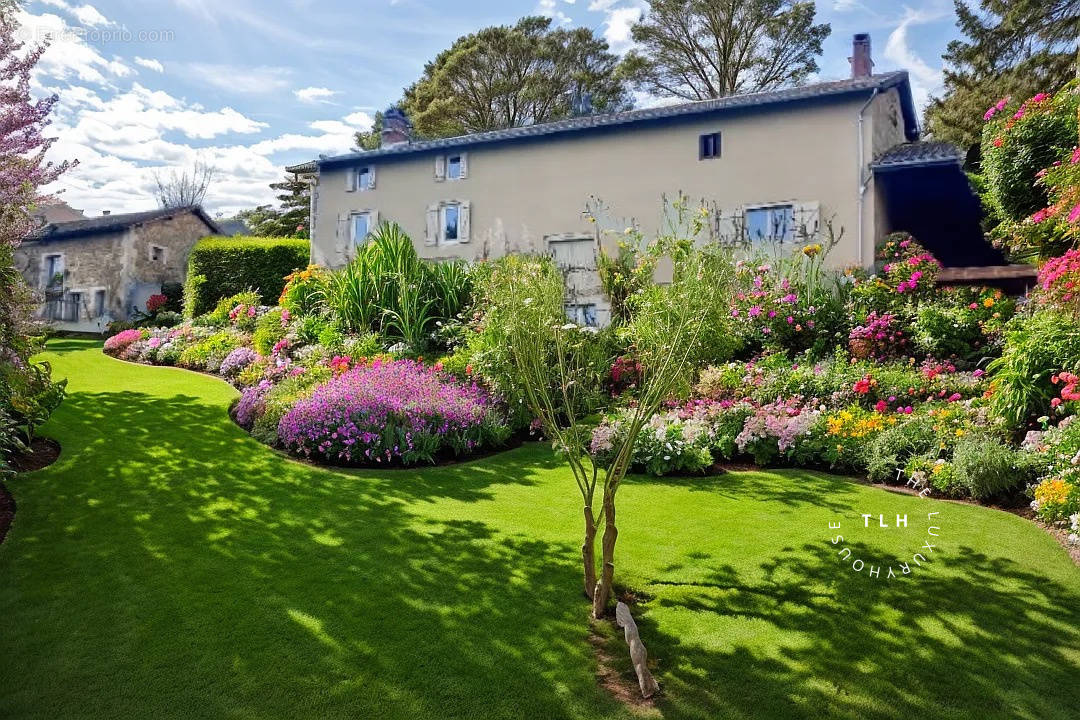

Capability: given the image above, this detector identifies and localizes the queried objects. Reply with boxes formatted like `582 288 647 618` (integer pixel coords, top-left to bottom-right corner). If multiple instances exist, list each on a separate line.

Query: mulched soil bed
9 437 61 473
1 438 61 546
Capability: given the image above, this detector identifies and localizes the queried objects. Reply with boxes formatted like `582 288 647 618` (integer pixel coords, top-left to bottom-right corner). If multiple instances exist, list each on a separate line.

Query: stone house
15 206 220 332
302 35 988 326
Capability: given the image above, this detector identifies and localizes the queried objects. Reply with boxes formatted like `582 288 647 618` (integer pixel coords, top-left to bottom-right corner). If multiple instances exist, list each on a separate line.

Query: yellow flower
983 297 995 308
1034 478 1072 506
955 429 965 438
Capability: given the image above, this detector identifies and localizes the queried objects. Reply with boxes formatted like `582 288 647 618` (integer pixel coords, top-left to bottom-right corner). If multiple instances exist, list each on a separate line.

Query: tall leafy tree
926 0 1080 148
401 16 632 139
621 0 830 101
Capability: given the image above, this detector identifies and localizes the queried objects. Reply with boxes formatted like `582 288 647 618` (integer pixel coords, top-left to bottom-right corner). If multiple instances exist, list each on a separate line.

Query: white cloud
602 5 644 54
884 7 945 111
343 110 375 127
185 63 294 94
588 0 618 10
70 4 111 26
536 0 572 25
133 57 165 73
294 86 339 103
17 9 132 85
832 0 862 10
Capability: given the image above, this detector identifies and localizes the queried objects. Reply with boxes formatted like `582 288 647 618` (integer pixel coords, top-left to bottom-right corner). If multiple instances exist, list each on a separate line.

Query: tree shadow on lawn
628 468 860 515
2 391 626 720
635 542 1080 720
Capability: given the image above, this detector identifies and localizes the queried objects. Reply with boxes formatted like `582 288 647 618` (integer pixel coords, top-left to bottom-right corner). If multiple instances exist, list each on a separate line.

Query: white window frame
346 165 376 192
350 210 376 249
435 152 468 182
426 200 470 245
149 244 167 263
743 203 795 247
441 203 461 244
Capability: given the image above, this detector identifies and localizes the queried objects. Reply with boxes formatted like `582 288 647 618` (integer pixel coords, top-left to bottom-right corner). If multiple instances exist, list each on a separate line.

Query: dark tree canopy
925 0 1080 148
621 0 830 101
400 16 632 139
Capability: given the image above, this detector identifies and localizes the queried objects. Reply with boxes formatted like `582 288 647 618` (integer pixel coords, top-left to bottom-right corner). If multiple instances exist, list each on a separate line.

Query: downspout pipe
856 88 879 269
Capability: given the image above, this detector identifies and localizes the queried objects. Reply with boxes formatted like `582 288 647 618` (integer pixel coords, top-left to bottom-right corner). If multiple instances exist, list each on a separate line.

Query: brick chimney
380 107 411 148
850 33 874 79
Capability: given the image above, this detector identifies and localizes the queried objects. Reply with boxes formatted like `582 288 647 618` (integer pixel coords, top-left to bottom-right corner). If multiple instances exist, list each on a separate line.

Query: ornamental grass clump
278 358 507 466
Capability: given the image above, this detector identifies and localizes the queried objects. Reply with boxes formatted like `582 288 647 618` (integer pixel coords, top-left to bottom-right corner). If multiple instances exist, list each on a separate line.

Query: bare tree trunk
582 504 597 599
591 492 617 618
616 602 660 698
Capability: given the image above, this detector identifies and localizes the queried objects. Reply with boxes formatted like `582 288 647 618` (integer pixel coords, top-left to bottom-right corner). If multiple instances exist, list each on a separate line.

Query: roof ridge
317 71 915 168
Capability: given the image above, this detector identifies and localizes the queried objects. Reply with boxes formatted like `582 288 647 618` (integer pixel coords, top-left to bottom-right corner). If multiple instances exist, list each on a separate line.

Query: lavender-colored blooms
278 359 501 465
220 347 259 377
234 381 271 429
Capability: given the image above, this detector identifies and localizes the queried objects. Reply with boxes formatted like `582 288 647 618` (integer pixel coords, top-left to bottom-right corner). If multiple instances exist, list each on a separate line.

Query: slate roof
317 71 918 170
27 206 221 242
285 160 317 175
872 141 964 171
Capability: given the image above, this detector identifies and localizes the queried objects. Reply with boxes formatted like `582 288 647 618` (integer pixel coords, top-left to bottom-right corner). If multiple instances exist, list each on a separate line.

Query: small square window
443 204 460 241
565 303 598 328
358 167 372 190
700 132 721 160
150 245 165 262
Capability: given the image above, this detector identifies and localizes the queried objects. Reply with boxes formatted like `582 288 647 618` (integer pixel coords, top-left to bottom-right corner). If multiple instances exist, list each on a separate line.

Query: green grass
1 339 1078 719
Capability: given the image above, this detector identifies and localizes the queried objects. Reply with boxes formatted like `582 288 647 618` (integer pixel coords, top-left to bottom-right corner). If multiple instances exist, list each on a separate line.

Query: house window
44 254 63 285
745 204 794 246
150 245 166 263
426 201 470 245
565 303 598 328
700 132 721 159
443 204 460 242
348 166 375 191
447 155 463 180
351 212 373 249
93 289 106 318
435 153 467 181
67 291 83 322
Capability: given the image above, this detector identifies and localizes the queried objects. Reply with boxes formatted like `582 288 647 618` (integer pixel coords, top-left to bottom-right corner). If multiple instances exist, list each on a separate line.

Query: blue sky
24 0 960 217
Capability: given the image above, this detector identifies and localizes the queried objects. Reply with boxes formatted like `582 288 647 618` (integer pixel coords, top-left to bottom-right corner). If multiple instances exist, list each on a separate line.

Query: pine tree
926 0 1080 148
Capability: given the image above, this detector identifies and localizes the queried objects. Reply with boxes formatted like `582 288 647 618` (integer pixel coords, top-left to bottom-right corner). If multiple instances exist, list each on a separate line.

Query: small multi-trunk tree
488 204 735 617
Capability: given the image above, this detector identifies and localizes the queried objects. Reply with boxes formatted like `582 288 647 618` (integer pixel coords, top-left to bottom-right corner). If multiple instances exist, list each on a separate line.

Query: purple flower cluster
234 381 271 429
220 347 259 377
278 359 502 465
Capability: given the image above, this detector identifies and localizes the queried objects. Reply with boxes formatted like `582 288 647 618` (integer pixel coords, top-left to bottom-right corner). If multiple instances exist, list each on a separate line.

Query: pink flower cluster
278 359 501 465
983 97 1010 121
103 329 144 355
1037 250 1080 306
849 312 907 359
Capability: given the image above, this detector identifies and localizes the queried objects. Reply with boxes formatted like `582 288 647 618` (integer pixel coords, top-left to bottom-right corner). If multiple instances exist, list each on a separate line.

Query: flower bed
102 290 512 467
278 359 508 466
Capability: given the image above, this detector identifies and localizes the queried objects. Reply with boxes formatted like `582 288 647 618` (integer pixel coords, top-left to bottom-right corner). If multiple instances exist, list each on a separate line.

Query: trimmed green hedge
184 236 309 318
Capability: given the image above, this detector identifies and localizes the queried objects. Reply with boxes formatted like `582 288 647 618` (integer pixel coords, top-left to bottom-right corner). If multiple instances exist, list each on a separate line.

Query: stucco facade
308 72 918 325
16 207 219 332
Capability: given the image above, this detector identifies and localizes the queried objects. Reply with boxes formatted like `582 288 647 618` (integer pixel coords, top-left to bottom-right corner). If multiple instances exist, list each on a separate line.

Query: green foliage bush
203 291 262 327
177 331 245 371
184 236 309 317
989 308 1080 428
867 416 938 483
250 369 332 446
253 309 287 355
951 433 1038 500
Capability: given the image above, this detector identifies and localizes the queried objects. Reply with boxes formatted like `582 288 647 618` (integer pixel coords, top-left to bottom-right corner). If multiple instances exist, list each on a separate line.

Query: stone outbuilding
15 206 221 332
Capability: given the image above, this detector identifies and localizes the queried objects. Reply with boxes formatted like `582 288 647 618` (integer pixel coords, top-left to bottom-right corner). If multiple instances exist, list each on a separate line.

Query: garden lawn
1 340 1078 720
